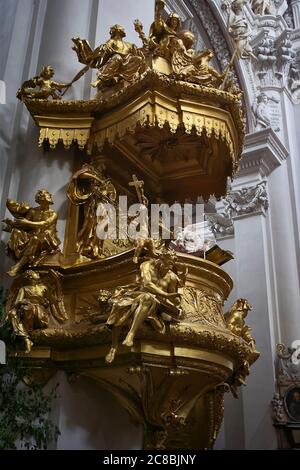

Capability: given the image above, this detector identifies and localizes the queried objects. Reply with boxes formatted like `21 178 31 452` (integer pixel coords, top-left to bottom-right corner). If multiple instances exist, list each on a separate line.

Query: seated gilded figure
72 24 144 91
225 299 255 348
135 2 231 89
104 246 185 364
148 0 182 58
225 298 260 396
4 270 67 353
67 164 117 259
170 31 231 87
3 190 60 277
17 65 70 101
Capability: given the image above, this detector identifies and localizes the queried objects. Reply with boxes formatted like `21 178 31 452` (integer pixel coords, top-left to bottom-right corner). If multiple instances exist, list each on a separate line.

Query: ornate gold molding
35 115 94 150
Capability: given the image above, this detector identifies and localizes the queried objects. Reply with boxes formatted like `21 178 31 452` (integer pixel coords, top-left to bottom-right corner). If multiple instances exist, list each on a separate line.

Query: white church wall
217 212 277 449
0 0 45 281
268 162 300 345
51 372 143 450
0 0 19 80
233 213 277 449
214 237 247 449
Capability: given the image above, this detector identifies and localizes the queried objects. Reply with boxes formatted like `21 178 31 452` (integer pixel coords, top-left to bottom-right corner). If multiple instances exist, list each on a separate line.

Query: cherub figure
225 298 260 396
17 65 70 101
3 190 60 277
224 298 255 348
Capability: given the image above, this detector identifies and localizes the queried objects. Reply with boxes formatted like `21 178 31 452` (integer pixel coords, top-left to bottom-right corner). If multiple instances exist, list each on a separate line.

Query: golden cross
128 174 146 205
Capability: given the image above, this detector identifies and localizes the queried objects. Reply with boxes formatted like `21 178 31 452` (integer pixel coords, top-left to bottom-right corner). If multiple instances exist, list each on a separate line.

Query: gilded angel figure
149 5 182 57
3 269 67 353
170 30 230 87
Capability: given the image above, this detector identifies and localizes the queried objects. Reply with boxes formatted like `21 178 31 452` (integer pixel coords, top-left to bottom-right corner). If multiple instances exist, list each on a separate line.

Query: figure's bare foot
105 348 117 364
122 333 134 348
7 266 19 277
91 80 99 89
24 338 33 354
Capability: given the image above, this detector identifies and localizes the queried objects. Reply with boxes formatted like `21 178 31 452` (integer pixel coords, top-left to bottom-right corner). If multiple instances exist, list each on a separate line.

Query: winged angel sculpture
3 269 68 353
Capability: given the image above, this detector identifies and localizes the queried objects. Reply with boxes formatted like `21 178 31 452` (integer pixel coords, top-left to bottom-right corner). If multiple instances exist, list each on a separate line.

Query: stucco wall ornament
206 212 234 238
222 181 269 217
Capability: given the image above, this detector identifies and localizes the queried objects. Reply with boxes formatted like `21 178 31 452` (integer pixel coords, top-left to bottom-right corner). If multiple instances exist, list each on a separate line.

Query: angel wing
1 275 26 327
41 269 68 323
16 77 39 99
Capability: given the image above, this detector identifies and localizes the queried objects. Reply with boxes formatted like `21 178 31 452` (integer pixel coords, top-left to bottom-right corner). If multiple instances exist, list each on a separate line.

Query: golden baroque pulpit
3 0 258 450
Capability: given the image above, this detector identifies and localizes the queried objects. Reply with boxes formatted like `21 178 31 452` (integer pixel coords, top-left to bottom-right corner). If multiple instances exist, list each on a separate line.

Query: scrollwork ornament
223 181 269 218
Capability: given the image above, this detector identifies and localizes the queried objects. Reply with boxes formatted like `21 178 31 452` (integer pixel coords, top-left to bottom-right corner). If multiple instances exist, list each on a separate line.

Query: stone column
291 0 300 28
215 129 292 449
0 81 5 104
233 207 277 450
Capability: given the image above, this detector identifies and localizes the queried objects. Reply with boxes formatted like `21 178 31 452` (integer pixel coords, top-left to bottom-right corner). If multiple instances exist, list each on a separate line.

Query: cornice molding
238 128 289 177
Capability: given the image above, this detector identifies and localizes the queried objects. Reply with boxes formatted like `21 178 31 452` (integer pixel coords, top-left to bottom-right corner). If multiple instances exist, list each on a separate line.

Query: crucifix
128 174 149 207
